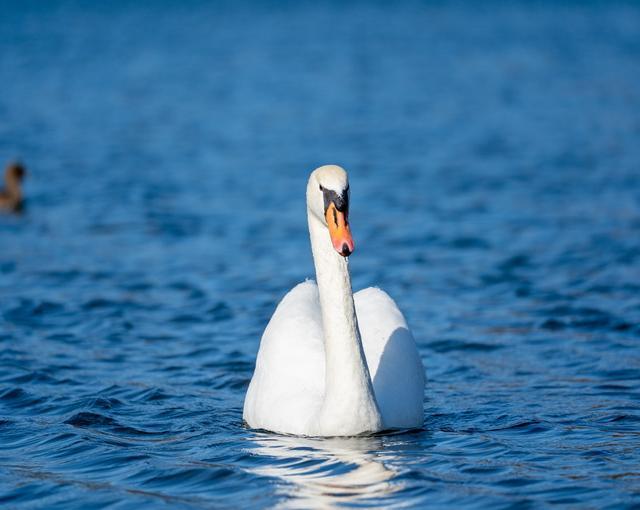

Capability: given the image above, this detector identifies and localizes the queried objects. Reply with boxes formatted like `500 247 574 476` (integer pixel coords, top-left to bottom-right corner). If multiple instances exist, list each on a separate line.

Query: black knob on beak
340 243 352 257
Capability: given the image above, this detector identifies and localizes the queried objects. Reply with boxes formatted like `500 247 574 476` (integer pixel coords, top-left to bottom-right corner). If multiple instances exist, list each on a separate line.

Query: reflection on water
245 433 401 508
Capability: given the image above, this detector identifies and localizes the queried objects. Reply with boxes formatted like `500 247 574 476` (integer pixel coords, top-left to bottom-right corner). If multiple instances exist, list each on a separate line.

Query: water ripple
1 1 639 508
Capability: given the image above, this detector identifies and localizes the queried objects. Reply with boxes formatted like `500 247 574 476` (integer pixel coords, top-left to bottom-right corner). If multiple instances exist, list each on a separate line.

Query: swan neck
308 214 356 340
308 211 381 435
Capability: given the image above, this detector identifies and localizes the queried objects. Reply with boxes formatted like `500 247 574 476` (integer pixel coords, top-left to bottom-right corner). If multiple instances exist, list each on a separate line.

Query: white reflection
245 434 402 508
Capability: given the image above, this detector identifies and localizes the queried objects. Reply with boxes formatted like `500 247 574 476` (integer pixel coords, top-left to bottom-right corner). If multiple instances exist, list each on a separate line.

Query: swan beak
325 202 355 257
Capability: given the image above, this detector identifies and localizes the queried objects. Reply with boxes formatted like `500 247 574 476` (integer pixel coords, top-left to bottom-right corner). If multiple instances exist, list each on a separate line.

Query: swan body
244 165 424 436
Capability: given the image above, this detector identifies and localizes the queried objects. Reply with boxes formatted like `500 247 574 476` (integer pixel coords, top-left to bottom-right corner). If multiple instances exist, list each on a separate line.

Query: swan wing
243 281 325 435
354 287 425 429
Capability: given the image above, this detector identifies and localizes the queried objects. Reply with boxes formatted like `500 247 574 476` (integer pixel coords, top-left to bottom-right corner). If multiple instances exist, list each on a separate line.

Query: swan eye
319 184 324 191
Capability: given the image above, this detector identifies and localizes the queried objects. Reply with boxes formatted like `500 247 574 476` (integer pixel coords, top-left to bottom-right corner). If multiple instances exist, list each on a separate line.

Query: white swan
244 165 424 436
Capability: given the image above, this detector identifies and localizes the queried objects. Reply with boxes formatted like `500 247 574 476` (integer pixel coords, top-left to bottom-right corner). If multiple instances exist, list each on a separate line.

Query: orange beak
325 202 355 257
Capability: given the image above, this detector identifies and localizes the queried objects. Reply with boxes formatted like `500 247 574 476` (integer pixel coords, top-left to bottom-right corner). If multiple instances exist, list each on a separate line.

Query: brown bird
0 161 26 212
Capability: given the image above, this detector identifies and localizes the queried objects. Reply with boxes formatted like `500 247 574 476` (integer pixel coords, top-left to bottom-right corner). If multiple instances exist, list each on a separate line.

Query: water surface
1 1 640 508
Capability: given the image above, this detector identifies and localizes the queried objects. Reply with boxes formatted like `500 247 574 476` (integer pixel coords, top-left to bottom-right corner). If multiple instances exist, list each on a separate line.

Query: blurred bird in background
0 161 26 212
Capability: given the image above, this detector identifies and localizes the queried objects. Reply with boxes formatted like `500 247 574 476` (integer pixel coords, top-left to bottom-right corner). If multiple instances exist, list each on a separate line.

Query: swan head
307 165 354 257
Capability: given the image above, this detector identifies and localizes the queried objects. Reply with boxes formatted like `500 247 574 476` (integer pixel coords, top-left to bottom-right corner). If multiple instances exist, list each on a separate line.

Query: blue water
1 1 640 508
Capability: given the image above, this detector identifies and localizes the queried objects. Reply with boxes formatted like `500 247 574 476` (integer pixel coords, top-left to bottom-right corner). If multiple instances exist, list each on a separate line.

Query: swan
243 165 424 437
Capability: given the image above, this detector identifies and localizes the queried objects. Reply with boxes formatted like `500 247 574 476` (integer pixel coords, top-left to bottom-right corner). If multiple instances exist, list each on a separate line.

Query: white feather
243 165 425 436
244 282 425 435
